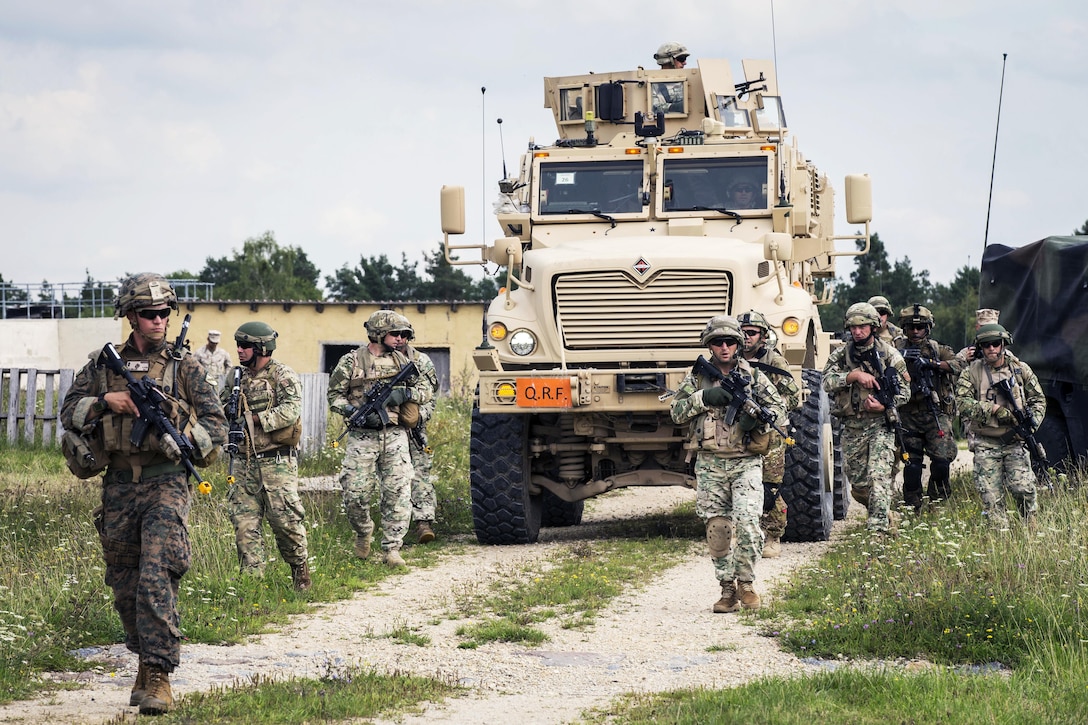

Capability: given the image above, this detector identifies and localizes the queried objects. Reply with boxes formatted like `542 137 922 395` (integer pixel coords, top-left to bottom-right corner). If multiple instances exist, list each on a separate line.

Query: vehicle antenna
481 86 487 245
497 117 508 180
982 53 1008 256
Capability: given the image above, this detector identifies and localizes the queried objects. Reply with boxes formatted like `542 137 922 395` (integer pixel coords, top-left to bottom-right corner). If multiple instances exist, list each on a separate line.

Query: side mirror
844 174 872 224
441 185 465 235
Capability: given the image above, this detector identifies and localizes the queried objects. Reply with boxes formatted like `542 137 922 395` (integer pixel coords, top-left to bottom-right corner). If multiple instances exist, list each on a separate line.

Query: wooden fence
0 368 333 455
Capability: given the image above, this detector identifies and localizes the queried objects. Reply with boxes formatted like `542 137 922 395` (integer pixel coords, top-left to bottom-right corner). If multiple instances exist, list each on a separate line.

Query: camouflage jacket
327 345 432 424
60 334 227 472
222 358 302 454
745 345 800 412
822 338 911 421
955 355 1045 439
405 345 439 425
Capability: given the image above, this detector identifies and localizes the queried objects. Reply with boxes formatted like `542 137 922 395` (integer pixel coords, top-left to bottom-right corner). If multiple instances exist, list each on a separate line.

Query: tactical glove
364 412 384 429
343 404 358 419
385 387 410 408
995 408 1016 426
702 386 732 407
159 435 183 462
738 412 760 432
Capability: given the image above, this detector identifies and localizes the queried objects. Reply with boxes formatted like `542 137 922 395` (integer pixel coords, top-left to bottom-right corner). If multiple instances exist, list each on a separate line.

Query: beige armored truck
440 58 872 544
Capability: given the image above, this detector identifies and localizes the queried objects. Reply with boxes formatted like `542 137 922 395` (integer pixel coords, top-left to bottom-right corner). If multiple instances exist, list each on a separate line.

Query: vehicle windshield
661 157 769 212
537 161 644 215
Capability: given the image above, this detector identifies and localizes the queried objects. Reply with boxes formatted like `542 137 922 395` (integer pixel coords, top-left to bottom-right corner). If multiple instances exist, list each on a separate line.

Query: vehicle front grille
554 270 732 349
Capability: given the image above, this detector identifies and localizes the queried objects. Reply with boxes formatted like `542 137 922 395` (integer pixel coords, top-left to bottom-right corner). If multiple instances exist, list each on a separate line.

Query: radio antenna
497 118 508 180
982 53 1008 256
481 86 487 245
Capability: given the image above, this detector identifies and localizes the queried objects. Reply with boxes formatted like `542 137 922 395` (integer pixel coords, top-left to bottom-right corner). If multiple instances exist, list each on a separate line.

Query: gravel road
0 485 857 725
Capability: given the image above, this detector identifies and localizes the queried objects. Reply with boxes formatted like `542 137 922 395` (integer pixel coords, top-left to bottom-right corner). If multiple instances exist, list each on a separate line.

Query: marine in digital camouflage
60 297 226 675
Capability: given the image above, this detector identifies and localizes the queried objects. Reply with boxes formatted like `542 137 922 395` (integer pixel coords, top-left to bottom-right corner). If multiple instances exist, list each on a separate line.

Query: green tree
1074 219 1088 235
325 253 424 301
928 265 980 351
0 274 29 304
63 270 116 318
416 248 499 301
200 232 322 301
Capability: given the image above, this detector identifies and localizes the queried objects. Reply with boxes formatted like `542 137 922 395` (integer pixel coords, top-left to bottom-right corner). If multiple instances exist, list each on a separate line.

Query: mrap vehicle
440 58 873 544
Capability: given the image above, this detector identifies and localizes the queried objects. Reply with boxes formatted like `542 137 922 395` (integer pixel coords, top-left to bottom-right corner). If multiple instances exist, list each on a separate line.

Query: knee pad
706 516 733 558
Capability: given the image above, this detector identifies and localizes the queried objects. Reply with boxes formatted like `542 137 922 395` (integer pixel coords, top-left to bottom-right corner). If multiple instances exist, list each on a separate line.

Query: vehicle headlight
781 317 801 336
509 330 537 356
489 322 509 341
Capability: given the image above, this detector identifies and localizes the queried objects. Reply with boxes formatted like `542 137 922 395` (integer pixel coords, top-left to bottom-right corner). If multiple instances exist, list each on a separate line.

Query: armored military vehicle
440 58 873 544
980 236 1088 470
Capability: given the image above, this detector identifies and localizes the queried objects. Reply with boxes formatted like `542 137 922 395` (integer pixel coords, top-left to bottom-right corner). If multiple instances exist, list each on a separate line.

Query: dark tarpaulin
980 236 1088 389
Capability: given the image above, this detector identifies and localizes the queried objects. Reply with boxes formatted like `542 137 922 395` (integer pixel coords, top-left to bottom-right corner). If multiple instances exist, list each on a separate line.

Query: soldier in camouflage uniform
955 324 1045 527
222 321 310 590
671 316 786 613
894 305 962 511
328 311 431 567
60 273 226 716
386 313 441 544
193 329 231 388
868 295 905 346
823 303 911 534
737 310 800 558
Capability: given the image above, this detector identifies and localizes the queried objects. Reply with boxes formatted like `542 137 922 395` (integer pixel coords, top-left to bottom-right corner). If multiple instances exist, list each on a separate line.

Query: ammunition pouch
399 401 421 429
744 427 773 456
268 418 303 448
61 429 109 479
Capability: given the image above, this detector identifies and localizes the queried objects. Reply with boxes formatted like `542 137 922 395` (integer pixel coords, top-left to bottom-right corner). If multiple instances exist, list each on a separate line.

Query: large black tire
541 491 585 527
832 417 850 520
781 369 834 542
470 409 542 544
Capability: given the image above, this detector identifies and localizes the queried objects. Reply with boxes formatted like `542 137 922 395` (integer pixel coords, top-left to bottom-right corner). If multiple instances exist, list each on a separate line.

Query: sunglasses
236 341 256 350
137 308 172 320
708 337 739 347
387 330 410 338
980 340 1003 349
742 329 761 337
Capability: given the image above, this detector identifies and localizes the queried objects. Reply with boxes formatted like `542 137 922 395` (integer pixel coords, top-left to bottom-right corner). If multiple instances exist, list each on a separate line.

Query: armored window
660 157 770 213
752 96 787 133
650 81 687 117
558 87 584 122
715 96 752 130
537 160 644 215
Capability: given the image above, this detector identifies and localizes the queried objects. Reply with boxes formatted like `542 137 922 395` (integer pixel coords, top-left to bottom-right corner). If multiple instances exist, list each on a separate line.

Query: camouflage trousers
338 427 413 552
901 407 958 500
973 437 1038 525
409 438 437 523
227 453 309 572
100 467 191 673
841 416 896 532
694 453 763 583
760 440 787 537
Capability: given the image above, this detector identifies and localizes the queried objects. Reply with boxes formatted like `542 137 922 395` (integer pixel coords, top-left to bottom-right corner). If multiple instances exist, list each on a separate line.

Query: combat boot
415 521 436 544
291 561 312 591
383 548 407 568
737 581 761 610
138 664 173 715
128 661 148 707
354 535 371 560
762 534 781 558
713 580 739 613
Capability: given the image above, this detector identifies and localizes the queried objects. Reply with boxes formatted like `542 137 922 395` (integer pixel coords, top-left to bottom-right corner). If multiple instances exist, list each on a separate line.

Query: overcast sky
2 1 1085 294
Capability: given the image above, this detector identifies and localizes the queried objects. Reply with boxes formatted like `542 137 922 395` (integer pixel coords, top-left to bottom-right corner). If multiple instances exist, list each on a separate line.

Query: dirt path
1 486 853 725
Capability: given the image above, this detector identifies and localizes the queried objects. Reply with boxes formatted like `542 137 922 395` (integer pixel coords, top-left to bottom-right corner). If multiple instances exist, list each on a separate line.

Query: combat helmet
699 315 743 346
867 295 893 317
114 273 177 318
974 323 1013 347
235 321 278 355
365 310 404 343
899 303 934 329
654 42 689 66
392 313 415 341
845 302 881 327
736 310 770 334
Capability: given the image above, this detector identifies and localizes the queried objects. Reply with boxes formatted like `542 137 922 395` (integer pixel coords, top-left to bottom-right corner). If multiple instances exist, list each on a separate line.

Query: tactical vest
828 340 893 420
966 360 1027 439
898 339 955 414
240 359 301 454
687 361 768 457
95 342 195 474
345 346 410 426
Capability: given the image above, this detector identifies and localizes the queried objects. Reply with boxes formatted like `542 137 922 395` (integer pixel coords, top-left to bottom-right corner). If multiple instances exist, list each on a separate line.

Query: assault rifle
335 361 420 445
100 342 210 491
224 366 244 485
856 346 910 461
902 348 947 438
991 377 1049 465
169 313 192 395
692 356 794 444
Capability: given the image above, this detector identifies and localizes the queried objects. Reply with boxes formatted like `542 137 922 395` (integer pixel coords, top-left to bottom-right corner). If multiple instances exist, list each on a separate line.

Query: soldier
387 313 441 544
59 273 226 715
868 295 905 346
653 42 689 68
671 316 786 613
223 322 310 590
193 329 231 388
895 305 962 511
737 310 800 558
328 311 431 567
823 302 911 534
955 324 1045 527
727 178 765 210
956 308 1001 365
